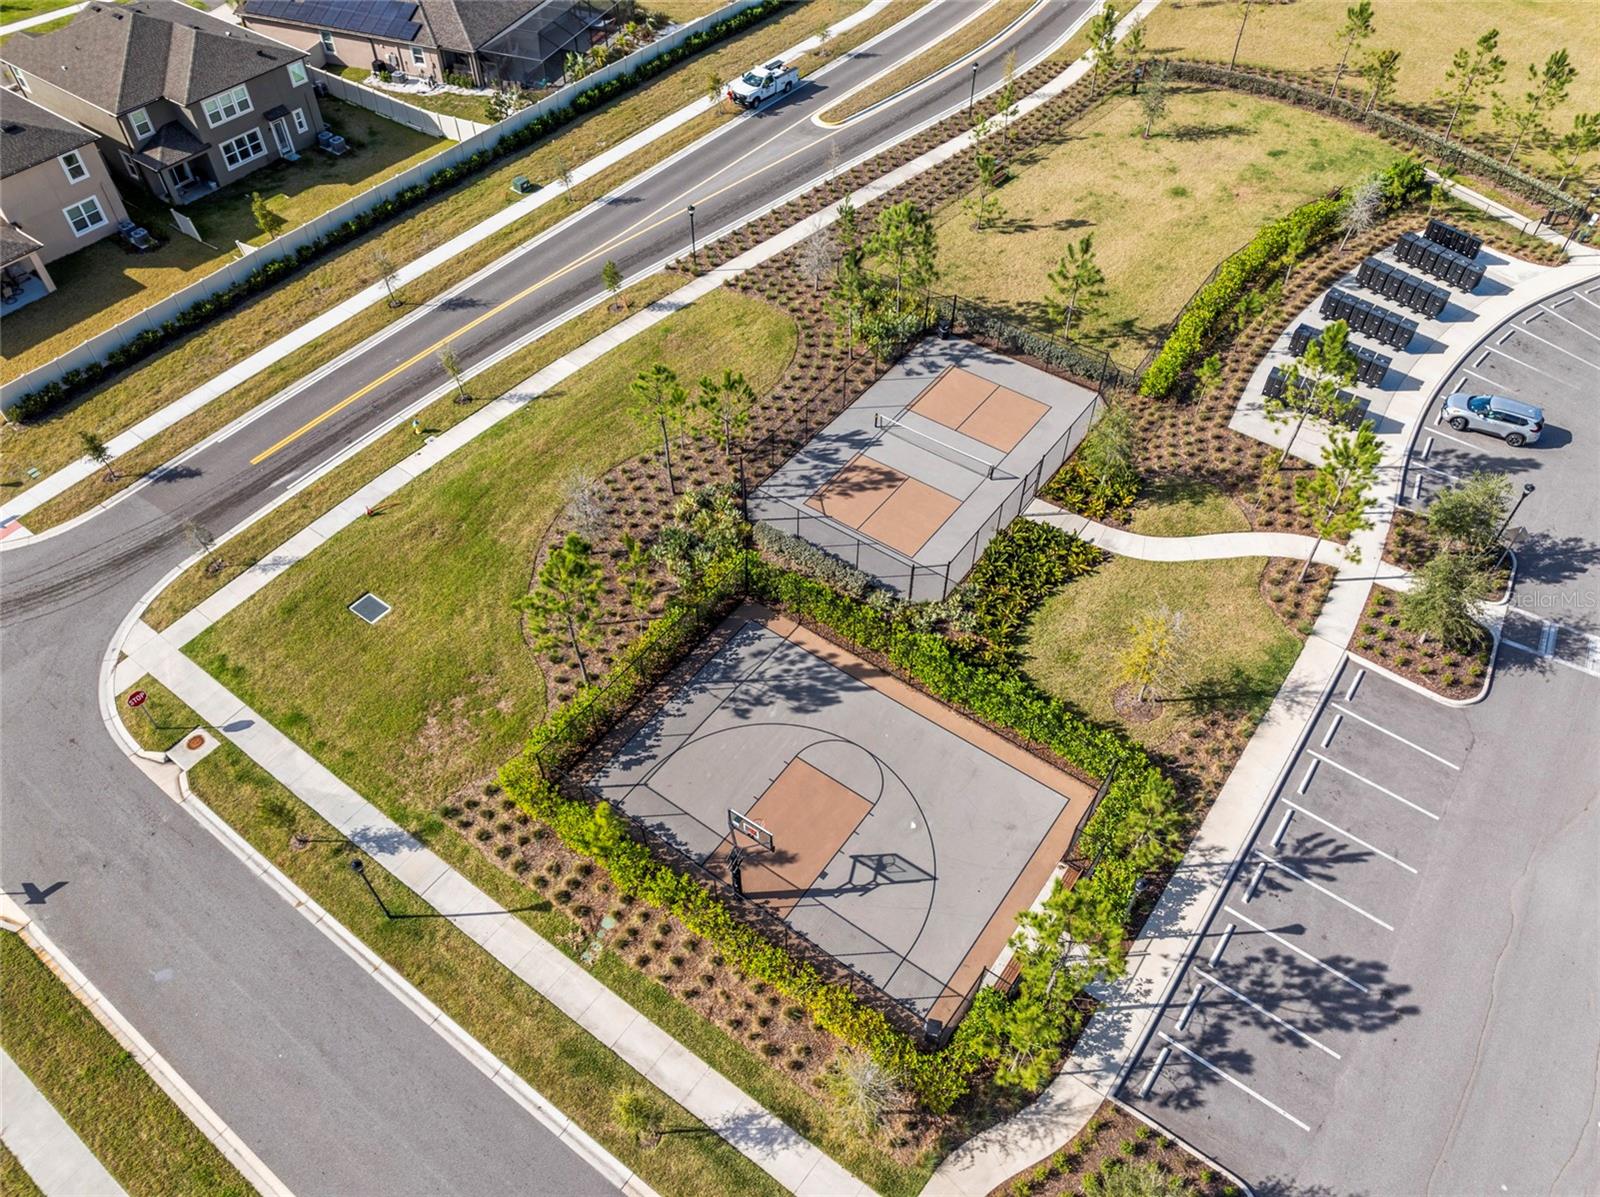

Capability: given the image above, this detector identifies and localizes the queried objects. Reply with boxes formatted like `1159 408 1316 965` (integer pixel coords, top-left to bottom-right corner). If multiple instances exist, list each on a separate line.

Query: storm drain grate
349 593 392 624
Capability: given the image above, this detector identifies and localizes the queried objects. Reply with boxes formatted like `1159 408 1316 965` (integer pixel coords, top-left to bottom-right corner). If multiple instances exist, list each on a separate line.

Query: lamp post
969 62 979 113
687 203 697 270
350 858 392 918
1494 482 1535 546
1560 188 1599 255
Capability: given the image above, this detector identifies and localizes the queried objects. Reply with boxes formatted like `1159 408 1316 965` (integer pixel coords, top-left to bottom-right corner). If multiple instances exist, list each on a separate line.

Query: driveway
1124 276 1600 1194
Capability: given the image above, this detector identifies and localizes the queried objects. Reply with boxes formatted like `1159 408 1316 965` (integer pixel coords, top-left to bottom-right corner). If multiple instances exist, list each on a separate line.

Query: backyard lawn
1021 553 1302 752
186 290 795 820
933 86 1397 366
0 932 249 1197
0 97 445 379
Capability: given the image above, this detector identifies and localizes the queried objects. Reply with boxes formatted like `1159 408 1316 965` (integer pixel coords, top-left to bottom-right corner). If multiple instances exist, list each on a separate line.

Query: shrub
957 520 1102 649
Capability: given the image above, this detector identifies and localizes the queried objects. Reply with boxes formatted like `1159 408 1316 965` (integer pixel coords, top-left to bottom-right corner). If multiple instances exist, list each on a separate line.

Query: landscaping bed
1350 585 1491 700
1384 507 1512 597
992 1100 1239 1197
0 932 249 1197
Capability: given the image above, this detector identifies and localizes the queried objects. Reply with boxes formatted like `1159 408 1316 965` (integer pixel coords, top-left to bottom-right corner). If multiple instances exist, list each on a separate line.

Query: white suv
1441 392 1544 447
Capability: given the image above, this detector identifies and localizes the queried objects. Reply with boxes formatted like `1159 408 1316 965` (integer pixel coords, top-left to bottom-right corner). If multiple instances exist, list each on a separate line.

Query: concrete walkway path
1026 499 1349 568
0 1047 127 1197
0 2 84 35
0 0 902 529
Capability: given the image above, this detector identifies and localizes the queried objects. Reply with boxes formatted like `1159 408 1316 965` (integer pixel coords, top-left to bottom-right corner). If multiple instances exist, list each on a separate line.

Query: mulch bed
1349 586 1490 700
1259 557 1336 636
991 1101 1240 1197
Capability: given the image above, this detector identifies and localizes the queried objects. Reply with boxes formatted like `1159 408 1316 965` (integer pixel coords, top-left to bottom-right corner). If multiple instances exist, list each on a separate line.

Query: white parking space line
1284 799 1419 874
1426 424 1484 453
1225 905 1371 994
1254 849 1395 931
1194 968 1342 1060
1157 1032 1312 1132
1505 322 1600 370
1330 703 1459 769
1539 303 1600 344
1209 923 1236 967
1307 751 1441 821
1484 346 1565 385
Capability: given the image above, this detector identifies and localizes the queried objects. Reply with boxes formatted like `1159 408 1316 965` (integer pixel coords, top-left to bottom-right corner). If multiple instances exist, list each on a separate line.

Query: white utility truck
727 60 798 108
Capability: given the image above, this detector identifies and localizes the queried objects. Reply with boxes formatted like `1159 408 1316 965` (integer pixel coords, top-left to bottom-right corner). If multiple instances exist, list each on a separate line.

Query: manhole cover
185 734 206 751
349 592 392 624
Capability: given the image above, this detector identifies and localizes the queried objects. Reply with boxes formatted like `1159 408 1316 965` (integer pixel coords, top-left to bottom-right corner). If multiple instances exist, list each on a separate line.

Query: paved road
1123 276 1600 1196
0 3 1094 1191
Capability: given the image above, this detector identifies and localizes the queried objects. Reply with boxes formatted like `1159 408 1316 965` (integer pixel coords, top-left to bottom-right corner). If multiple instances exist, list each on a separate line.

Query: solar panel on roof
248 0 419 41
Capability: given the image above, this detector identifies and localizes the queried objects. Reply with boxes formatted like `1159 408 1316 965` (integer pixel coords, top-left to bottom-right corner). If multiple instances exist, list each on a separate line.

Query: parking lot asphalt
1125 275 1600 1194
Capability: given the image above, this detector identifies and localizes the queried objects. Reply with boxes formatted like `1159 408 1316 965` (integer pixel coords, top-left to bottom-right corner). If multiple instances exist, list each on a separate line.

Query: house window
201 84 253 128
128 107 153 140
288 60 307 86
219 128 267 170
119 149 140 177
59 149 88 183
292 107 308 134
320 31 335 54
64 196 106 235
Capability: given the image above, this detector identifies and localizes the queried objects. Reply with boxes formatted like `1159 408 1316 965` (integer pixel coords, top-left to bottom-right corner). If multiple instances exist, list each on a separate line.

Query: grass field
186 291 794 820
0 932 249 1197
0 1142 43 1197
0 98 446 378
819 0 1037 123
1141 0 1600 129
1 0 897 510
1124 477 1252 538
0 0 77 20
1021 554 1301 751
933 85 1395 365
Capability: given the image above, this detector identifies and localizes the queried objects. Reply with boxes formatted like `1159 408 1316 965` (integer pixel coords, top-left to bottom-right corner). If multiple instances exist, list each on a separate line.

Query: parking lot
1127 276 1600 1193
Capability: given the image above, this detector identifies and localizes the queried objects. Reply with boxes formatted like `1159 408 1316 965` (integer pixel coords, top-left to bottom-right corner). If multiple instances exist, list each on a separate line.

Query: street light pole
1493 482 1535 546
969 62 978 113
687 203 697 271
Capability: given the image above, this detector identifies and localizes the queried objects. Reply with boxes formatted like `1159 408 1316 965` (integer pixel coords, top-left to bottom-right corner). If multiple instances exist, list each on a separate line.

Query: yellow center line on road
249 101 848 467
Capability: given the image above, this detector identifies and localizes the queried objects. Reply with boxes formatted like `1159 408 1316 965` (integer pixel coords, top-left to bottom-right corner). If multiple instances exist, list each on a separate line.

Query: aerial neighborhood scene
1 0 1597 1194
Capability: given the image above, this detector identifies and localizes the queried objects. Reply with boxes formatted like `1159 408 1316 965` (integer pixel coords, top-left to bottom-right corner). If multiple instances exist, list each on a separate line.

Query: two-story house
0 91 129 308
1 0 324 207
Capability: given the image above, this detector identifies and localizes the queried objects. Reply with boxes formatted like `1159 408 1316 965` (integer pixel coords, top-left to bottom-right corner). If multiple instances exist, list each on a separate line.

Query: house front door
271 117 293 157
171 160 196 186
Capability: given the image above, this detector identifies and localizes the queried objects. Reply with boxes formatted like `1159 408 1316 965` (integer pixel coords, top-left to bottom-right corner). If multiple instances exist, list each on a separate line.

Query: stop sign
127 690 148 709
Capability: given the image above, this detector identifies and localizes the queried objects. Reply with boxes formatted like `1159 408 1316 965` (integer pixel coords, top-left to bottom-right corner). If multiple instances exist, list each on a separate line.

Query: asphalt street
0 2 1095 1190
1124 276 1600 1195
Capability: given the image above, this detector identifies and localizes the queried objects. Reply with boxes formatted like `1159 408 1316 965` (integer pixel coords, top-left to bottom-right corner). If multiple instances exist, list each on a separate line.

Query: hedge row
1169 59 1586 221
1139 155 1427 399
7 0 785 425
502 548 1176 1108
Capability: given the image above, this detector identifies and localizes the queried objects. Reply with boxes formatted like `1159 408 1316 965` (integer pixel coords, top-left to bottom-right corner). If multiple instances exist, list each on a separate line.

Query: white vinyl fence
1 0 765 412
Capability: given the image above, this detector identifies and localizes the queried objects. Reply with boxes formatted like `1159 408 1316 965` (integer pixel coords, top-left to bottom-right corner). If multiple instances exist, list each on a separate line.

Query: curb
0 900 293 1197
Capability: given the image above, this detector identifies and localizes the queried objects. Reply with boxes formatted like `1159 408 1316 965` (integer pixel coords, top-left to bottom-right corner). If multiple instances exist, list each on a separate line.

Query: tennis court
749 337 1102 599
585 604 1099 1025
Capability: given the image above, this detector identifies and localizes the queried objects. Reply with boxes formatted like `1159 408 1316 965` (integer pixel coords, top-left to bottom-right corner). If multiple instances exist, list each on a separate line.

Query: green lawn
1142 0 1599 151
1020 554 1301 752
0 1142 44 1197
1 0 891 511
0 933 249 1197
186 291 794 821
0 97 446 380
934 86 1396 366
0 0 80 20
1124 477 1252 538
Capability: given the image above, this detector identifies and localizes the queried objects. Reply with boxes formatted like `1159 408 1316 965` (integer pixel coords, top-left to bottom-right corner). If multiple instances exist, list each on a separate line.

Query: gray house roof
134 120 209 168
0 91 95 179
240 0 543 53
1 0 307 115
0 219 45 269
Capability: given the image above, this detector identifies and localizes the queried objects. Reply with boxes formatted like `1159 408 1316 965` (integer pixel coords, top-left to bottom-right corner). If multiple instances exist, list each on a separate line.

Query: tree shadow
1167 121 1255 142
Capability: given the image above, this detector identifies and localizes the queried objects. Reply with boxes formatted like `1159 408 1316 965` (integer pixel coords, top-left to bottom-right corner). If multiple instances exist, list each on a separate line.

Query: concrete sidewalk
0 2 84 34
1026 500 1351 569
1 1047 126 1197
0 0 902 530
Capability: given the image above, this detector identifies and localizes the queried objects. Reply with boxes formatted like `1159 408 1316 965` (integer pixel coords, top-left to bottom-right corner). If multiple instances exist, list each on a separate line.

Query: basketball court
749 337 1101 599
585 604 1099 1024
